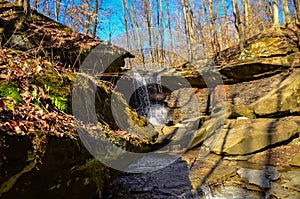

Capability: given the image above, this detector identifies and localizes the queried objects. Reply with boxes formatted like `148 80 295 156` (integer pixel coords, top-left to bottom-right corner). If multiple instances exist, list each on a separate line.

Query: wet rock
156 117 204 144
165 120 174 126
237 167 280 189
104 159 193 199
207 185 265 199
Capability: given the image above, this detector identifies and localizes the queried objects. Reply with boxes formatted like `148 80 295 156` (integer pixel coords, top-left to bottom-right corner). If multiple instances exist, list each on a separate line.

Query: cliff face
1 0 300 198
105 22 300 199
185 23 300 198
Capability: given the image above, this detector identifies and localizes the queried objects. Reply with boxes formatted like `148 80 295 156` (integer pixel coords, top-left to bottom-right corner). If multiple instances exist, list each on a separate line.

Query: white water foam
132 71 167 126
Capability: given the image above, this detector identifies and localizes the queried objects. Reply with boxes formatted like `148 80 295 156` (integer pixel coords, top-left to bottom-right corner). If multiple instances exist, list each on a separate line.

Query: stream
104 71 265 199
103 157 265 199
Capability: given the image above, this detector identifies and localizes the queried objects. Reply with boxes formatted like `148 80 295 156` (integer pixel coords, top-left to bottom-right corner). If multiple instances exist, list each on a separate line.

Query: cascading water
131 71 151 118
130 71 168 126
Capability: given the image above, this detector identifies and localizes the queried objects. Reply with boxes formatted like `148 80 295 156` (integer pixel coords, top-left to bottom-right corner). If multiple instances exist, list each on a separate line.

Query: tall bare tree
92 0 101 38
244 0 251 37
17 0 30 14
221 0 229 48
54 0 62 21
273 0 280 27
129 0 145 65
208 0 220 56
164 0 173 65
181 0 190 59
143 0 154 63
33 0 38 10
216 0 222 50
232 0 245 54
121 0 130 51
294 0 300 20
282 0 291 24
181 0 196 59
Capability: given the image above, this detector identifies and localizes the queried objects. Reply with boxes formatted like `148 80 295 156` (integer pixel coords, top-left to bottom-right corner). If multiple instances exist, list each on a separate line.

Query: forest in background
13 0 300 67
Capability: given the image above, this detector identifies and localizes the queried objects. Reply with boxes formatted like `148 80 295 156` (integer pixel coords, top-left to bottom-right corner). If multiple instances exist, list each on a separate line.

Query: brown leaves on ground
0 48 77 139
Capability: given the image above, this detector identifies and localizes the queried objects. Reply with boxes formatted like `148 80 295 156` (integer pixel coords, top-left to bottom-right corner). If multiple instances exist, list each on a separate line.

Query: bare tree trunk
273 0 280 27
232 0 245 54
143 0 154 63
129 0 145 65
17 0 30 14
221 0 228 48
194 5 205 50
294 0 300 20
84 0 93 35
164 0 173 65
54 0 62 21
208 0 220 57
181 0 195 60
216 0 222 50
154 0 160 64
265 0 273 24
203 0 211 53
159 0 164 66
188 0 196 58
121 0 129 49
244 0 251 38
181 0 190 60
33 0 38 10
92 0 101 38
188 0 195 40
282 0 291 24
23 0 29 14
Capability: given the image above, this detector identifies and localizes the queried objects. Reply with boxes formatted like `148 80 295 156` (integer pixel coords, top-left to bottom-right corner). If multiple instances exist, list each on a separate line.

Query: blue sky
28 0 288 42
100 0 124 41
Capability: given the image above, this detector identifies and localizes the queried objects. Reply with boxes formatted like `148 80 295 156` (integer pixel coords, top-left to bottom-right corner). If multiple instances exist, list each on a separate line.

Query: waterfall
131 71 151 118
131 71 168 126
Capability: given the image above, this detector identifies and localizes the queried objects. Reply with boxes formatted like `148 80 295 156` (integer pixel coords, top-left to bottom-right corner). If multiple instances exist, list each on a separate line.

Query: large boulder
250 71 300 117
190 117 300 154
172 23 300 88
206 118 300 155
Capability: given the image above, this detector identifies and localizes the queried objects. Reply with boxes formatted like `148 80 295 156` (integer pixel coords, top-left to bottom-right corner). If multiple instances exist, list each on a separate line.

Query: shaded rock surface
237 167 280 189
0 134 108 199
